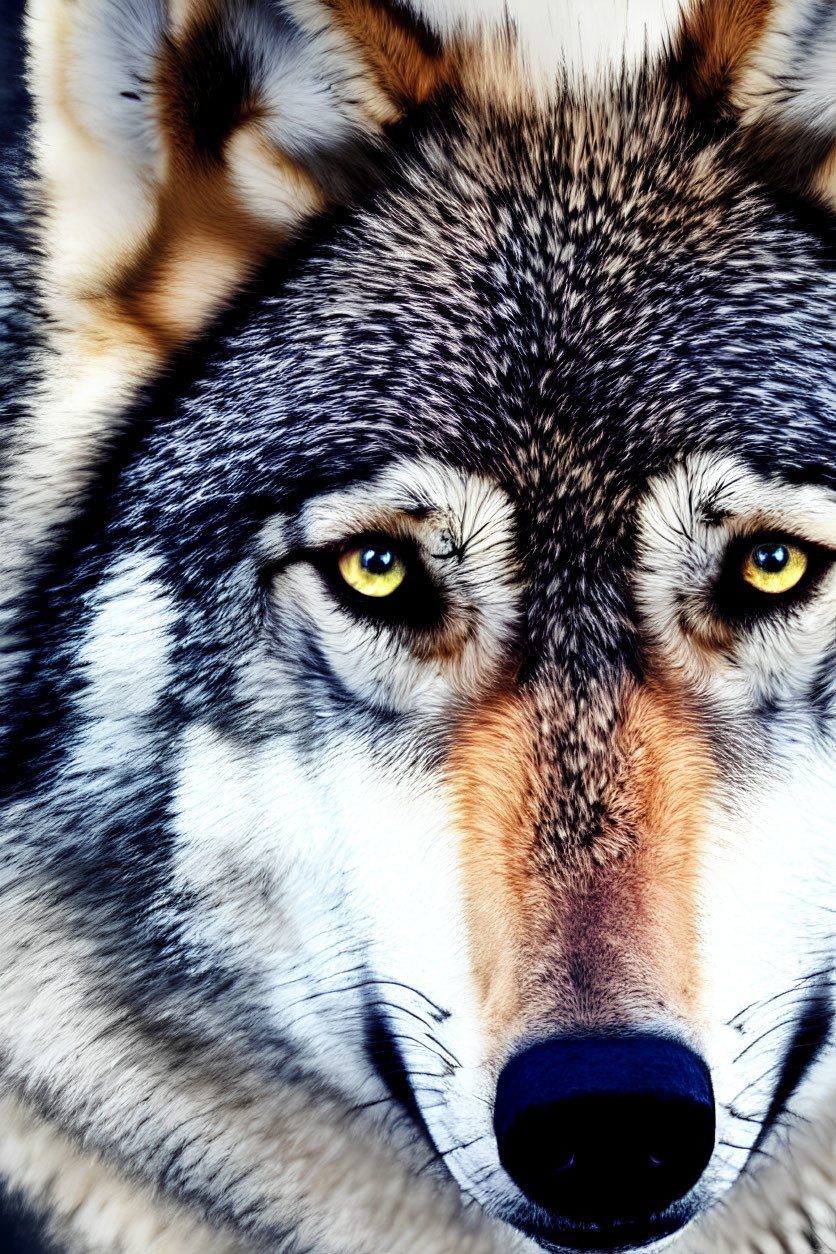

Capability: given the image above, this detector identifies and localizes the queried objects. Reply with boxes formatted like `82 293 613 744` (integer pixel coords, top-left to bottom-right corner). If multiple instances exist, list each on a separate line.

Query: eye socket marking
740 540 808 596
264 529 443 631
337 541 407 598
713 531 833 622
326 532 440 627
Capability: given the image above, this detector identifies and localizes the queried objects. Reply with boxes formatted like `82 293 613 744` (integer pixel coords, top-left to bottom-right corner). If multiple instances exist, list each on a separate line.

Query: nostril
493 1035 715 1228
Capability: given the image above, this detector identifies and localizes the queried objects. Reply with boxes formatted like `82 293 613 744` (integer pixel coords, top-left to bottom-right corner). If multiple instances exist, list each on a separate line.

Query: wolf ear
677 0 836 209
26 0 458 360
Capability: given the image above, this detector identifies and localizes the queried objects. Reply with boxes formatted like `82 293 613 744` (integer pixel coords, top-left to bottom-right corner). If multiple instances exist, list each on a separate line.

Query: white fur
0 878 530 1254
413 0 682 79
731 0 836 208
161 452 836 1253
9 3 836 1250
633 455 836 1246
77 551 176 719
0 1094 247 1254
735 0 836 144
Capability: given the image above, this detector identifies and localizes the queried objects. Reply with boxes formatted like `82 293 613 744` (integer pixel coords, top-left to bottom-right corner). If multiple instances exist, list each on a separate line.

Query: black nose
493 1035 714 1228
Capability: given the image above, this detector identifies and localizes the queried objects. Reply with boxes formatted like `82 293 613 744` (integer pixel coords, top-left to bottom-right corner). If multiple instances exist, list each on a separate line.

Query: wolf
1 0 836 1250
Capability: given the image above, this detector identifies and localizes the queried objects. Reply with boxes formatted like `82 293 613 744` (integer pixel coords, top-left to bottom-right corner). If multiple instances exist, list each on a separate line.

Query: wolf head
4 2 836 1252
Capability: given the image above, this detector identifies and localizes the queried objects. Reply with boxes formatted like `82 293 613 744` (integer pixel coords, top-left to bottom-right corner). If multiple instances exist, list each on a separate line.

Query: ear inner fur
675 0 774 117
8 0 463 653
124 0 460 351
322 0 459 109
677 0 836 207
27 0 462 367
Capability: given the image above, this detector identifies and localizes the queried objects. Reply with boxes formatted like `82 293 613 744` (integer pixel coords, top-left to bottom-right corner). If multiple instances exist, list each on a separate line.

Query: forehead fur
141 71 835 523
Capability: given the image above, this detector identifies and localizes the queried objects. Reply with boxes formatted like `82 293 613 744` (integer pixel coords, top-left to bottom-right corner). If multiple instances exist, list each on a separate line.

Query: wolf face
3 2 836 1252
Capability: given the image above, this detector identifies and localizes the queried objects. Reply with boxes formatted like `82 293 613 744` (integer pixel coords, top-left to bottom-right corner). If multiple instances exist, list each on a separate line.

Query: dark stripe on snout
750 980 834 1161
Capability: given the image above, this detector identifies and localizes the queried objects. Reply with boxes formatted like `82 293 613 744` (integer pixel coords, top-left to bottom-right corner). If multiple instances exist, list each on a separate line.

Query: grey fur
2 3 836 1253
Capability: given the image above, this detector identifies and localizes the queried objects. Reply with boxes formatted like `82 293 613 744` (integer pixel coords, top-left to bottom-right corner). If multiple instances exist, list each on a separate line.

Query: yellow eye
741 540 808 594
337 541 407 598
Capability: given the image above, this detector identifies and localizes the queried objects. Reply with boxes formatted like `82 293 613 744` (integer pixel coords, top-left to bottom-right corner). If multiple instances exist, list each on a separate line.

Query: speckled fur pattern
2 2 836 1252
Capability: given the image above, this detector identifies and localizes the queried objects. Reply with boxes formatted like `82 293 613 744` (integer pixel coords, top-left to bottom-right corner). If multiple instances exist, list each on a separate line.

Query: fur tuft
678 0 836 207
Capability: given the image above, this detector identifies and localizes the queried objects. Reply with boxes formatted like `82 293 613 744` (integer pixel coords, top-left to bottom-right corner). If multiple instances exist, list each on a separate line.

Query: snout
493 1035 715 1249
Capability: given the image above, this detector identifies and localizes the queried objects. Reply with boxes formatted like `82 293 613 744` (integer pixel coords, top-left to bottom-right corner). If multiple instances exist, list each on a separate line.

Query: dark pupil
361 547 394 576
754 544 788 573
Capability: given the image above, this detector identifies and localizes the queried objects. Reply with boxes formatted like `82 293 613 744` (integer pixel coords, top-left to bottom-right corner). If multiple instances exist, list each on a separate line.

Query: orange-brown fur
36 0 462 366
323 0 459 110
109 5 311 354
677 0 774 114
449 683 715 1062
449 692 545 1044
112 166 290 356
815 142 836 212
598 684 714 1023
